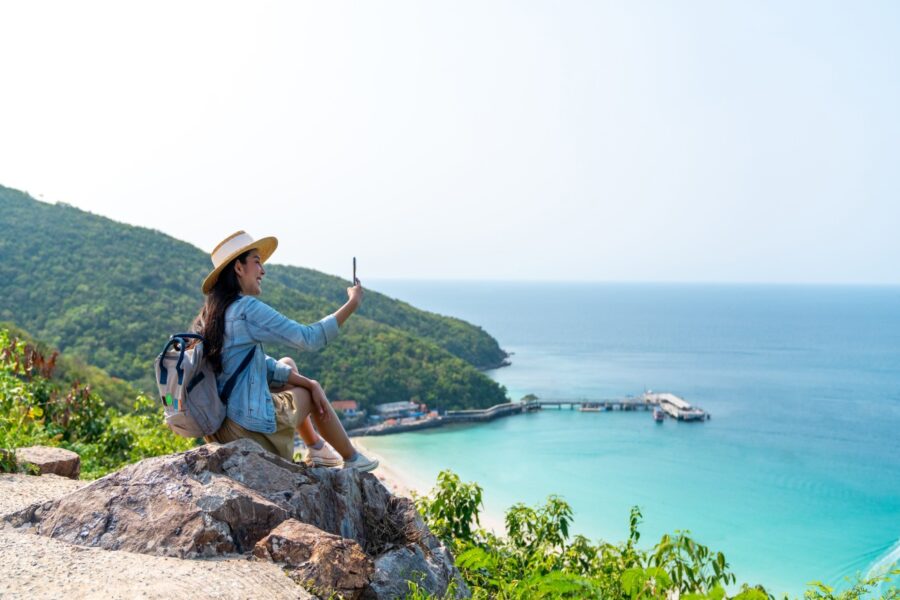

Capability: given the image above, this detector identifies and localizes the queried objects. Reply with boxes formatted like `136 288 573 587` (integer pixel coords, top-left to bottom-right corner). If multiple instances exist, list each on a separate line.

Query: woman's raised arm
334 281 364 327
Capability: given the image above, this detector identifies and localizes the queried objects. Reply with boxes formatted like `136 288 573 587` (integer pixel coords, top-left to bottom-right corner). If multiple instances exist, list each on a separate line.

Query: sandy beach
355 437 427 498
354 438 508 535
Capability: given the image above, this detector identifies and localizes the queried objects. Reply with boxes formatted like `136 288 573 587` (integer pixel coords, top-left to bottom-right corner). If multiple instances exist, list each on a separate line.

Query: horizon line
361 277 900 287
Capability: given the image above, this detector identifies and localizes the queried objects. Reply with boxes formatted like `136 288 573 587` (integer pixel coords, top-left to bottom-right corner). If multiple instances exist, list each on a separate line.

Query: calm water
361 282 900 596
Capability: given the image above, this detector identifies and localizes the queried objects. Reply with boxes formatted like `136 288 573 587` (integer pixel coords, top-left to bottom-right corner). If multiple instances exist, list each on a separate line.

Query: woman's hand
347 280 364 308
284 369 330 420
310 380 330 420
335 281 364 326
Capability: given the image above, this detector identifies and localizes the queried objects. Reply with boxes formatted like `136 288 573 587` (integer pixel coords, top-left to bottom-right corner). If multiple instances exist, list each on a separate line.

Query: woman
194 230 377 472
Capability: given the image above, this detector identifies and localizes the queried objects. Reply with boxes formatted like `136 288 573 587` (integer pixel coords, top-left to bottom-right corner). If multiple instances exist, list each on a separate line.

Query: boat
653 408 665 423
643 392 708 422
579 402 603 412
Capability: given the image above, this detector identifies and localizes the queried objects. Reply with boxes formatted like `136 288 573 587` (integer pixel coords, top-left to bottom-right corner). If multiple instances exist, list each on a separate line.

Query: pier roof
645 392 693 410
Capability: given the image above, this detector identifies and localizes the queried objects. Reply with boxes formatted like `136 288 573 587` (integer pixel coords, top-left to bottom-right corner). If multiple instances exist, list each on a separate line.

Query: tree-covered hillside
267 266 508 369
0 184 508 411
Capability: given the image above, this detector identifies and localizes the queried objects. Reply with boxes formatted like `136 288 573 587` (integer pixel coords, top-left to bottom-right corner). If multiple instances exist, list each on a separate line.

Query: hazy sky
1 1 898 283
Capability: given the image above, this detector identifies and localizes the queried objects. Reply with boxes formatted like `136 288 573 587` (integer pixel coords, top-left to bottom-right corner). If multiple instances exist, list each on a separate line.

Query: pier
444 402 525 422
348 392 708 437
527 398 653 412
643 392 709 421
526 392 709 421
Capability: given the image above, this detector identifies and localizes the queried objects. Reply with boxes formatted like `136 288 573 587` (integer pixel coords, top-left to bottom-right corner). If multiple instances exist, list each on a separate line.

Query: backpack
154 333 256 438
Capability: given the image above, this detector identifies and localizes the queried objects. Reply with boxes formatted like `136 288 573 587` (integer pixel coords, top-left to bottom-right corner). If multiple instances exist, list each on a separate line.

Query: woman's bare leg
288 386 356 459
274 357 322 447
297 417 319 447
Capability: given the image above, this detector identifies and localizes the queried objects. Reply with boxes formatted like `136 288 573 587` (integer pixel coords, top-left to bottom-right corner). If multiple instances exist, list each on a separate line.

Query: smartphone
352 256 357 285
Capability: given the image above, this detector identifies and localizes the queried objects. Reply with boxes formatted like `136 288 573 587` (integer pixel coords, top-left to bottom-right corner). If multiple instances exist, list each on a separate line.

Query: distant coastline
347 392 707 437
480 350 512 370
348 401 525 437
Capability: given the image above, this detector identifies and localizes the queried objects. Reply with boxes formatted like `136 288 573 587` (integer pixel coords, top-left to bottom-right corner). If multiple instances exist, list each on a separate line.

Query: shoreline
354 438 424 498
354 438 507 535
347 401 527 437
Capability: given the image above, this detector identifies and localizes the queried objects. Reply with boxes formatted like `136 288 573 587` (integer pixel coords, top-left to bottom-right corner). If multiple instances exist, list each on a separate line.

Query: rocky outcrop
253 519 373 598
5 439 466 599
14 446 80 479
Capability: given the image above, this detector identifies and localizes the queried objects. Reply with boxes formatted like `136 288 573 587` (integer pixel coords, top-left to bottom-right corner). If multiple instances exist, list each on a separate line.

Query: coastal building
332 400 360 416
374 401 422 420
332 400 366 429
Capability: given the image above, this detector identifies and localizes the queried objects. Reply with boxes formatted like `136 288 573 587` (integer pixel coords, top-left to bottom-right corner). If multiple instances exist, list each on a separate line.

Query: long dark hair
192 250 251 374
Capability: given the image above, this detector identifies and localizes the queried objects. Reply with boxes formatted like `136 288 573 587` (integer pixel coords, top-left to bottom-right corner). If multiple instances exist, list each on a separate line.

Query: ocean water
360 282 900 596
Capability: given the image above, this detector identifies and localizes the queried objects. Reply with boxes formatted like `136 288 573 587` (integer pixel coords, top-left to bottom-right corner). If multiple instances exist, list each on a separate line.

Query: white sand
0 473 308 600
355 438 428 498
355 439 507 535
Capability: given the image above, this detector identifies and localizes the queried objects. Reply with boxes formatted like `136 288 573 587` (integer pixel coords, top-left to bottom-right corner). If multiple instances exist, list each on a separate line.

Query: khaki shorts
205 391 302 460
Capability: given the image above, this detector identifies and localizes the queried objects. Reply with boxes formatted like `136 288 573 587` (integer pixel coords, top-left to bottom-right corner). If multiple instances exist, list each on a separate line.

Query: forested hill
267 267 508 370
0 184 509 411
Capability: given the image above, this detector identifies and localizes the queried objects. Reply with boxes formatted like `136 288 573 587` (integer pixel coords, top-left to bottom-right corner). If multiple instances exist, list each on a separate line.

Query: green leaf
732 590 769 600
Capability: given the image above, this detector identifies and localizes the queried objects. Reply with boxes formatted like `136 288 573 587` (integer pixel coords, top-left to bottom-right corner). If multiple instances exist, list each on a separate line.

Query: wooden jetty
525 397 652 412
349 392 709 437
526 392 709 421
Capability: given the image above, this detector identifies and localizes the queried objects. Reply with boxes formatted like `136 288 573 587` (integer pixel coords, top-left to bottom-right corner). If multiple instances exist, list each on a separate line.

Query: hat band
211 232 256 267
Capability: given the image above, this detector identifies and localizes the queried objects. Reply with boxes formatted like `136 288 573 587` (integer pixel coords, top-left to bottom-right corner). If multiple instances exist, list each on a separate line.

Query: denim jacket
218 295 339 433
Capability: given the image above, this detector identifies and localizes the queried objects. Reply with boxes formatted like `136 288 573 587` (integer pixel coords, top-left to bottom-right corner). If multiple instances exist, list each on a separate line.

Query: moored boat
643 392 708 422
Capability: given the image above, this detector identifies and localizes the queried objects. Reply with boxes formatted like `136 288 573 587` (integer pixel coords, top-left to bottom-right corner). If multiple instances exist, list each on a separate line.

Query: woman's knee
286 387 313 424
288 386 312 406
278 356 297 370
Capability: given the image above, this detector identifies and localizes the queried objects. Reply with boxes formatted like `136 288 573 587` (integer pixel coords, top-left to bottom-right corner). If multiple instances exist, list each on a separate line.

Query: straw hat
202 231 278 294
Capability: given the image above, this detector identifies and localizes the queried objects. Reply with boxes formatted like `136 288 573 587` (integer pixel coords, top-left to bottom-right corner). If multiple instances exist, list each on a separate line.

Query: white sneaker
305 442 342 467
342 452 379 472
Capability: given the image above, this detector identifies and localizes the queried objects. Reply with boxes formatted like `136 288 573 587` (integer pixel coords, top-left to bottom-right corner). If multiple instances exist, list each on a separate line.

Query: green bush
0 328 193 479
416 470 485 546
415 469 900 600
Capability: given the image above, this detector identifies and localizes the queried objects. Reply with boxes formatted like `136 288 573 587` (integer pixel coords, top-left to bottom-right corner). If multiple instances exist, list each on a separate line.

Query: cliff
2 439 467 599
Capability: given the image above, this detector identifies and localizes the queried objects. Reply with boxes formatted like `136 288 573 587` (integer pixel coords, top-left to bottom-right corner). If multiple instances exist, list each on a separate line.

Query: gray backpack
154 333 256 438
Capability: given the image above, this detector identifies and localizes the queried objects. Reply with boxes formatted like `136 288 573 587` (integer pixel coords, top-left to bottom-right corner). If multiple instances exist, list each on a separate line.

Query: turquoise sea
361 282 900 596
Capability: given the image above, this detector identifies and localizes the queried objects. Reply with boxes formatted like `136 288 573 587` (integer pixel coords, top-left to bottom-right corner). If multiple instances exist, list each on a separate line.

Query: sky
1 1 898 283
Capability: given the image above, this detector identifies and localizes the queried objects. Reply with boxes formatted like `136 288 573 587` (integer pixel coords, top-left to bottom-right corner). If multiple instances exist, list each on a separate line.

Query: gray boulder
15 445 80 479
5 438 467 599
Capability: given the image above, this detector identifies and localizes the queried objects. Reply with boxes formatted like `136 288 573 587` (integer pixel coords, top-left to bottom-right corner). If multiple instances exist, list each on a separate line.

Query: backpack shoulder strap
158 333 205 386
220 345 257 403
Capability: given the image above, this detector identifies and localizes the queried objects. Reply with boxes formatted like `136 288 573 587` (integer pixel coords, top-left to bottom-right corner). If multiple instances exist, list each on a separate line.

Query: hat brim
201 236 278 294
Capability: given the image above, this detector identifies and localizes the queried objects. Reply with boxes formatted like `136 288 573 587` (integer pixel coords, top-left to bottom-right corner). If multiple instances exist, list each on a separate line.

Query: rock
253 519 373 599
367 525 467 599
15 446 80 479
369 545 446 598
5 439 467 598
